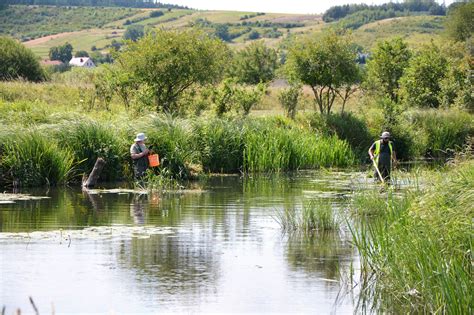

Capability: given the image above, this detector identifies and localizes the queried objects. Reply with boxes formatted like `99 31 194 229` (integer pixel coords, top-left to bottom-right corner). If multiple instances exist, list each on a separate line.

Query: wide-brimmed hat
380 131 391 139
134 132 147 142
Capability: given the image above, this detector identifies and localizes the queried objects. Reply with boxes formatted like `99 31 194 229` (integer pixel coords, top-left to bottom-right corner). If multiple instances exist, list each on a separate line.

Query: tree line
323 0 446 23
4 0 188 9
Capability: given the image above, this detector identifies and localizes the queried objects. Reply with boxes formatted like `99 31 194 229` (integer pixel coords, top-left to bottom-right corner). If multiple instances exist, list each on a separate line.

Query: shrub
0 37 45 82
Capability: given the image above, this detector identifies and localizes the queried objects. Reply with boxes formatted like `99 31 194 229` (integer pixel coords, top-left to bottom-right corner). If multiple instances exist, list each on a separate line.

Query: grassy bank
0 112 355 187
350 159 473 313
0 80 472 187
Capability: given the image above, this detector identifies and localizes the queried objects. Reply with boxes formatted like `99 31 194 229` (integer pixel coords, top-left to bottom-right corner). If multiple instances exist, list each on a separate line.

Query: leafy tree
116 30 230 113
445 2 474 42
248 30 260 40
214 24 230 42
229 41 278 85
123 24 145 42
278 84 302 119
75 50 89 57
285 32 360 115
149 10 164 18
49 42 73 63
0 37 45 82
233 83 265 116
366 38 411 102
399 43 448 108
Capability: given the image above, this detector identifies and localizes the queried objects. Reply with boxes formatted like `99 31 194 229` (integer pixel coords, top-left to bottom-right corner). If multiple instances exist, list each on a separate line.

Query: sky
166 0 454 14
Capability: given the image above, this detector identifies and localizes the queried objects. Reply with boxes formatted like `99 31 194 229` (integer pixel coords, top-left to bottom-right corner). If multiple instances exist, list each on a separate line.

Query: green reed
0 132 75 187
243 118 355 172
56 120 126 181
350 160 473 313
191 117 244 173
275 199 339 232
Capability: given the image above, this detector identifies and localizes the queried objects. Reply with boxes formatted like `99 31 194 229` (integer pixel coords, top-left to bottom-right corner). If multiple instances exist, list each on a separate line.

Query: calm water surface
0 171 367 314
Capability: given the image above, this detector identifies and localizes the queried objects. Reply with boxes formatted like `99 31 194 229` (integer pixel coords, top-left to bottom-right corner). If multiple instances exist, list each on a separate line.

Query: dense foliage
229 41 278 85
49 42 73 63
5 0 188 9
323 0 446 23
115 30 230 113
286 32 360 114
366 38 411 102
0 5 136 40
445 1 474 42
0 37 45 81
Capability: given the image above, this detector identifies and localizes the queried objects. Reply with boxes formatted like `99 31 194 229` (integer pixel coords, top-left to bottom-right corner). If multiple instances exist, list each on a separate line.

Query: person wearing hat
368 131 397 182
130 132 151 179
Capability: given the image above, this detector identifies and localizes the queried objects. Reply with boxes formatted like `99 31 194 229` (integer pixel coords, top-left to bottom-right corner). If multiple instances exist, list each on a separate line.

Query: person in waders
130 133 150 180
368 131 397 183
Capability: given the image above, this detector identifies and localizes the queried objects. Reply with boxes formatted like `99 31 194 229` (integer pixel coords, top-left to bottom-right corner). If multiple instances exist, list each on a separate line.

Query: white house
69 57 96 68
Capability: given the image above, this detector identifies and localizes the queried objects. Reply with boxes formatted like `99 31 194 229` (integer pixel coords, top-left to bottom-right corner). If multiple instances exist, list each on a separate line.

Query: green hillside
1 5 447 58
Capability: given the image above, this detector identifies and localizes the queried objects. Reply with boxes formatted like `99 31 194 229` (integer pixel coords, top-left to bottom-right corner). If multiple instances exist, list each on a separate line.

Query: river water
0 171 369 314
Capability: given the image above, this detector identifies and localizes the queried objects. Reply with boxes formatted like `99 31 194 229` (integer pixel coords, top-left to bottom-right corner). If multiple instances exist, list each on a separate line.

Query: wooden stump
82 157 106 188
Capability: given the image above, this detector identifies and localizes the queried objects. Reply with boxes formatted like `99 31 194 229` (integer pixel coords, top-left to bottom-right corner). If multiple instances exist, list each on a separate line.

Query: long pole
372 159 385 183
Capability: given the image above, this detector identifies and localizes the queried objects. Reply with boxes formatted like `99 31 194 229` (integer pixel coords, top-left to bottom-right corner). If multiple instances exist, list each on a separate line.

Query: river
0 171 369 314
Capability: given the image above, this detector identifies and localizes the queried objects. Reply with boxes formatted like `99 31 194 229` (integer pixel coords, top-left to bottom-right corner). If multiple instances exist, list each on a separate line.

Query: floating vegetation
0 193 50 203
0 225 177 244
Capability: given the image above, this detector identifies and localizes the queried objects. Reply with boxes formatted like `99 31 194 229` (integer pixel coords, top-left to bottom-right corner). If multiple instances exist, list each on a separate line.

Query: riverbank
349 158 473 313
0 80 472 188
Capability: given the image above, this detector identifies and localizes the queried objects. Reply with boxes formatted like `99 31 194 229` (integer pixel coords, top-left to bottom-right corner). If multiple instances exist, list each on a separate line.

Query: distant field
24 29 124 58
7 5 446 58
0 5 137 41
352 15 446 49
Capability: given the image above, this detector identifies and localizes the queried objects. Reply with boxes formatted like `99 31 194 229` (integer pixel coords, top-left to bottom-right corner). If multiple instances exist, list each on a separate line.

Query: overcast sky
166 0 454 14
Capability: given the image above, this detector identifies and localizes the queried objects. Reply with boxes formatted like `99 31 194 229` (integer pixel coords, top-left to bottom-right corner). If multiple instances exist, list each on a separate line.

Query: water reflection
0 171 362 313
285 231 354 281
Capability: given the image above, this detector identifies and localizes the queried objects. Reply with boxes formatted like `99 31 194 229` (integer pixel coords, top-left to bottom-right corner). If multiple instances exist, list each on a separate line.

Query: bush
0 37 45 82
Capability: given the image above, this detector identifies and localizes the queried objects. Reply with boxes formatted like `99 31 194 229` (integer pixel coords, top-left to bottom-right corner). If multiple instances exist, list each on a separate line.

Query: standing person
368 131 397 183
130 132 150 180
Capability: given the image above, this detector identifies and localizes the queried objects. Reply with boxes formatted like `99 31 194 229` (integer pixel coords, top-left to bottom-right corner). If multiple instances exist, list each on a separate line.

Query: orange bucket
148 154 160 167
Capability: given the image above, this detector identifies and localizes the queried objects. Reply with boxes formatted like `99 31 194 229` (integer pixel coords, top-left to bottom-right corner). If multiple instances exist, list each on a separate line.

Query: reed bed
275 199 340 232
350 160 473 313
56 120 127 181
0 132 75 187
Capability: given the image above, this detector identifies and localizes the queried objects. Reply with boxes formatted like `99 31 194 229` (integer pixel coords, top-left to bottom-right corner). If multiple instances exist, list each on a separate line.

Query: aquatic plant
243 117 355 172
56 120 126 181
191 117 244 173
0 133 75 187
275 199 339 232
350 160 473 313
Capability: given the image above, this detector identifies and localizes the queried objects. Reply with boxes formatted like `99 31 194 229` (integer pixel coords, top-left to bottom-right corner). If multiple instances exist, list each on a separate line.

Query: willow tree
285 32 359 115
116 29 230 113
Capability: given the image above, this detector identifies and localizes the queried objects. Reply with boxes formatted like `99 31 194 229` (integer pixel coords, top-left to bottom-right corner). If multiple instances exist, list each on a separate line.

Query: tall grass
145 115 196 179
56 120 126 181
275 199 339 232
191 117 244 173
409 109 474 158
350 160 473 313
0 133 75 187
243 117 355 172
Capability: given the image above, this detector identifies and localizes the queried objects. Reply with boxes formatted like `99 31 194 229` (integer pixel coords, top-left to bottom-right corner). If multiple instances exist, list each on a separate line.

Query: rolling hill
1 4 446 58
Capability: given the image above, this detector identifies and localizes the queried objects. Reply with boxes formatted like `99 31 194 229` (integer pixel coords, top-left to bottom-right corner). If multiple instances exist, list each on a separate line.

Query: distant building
69 57 96 68
40 59 64 66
